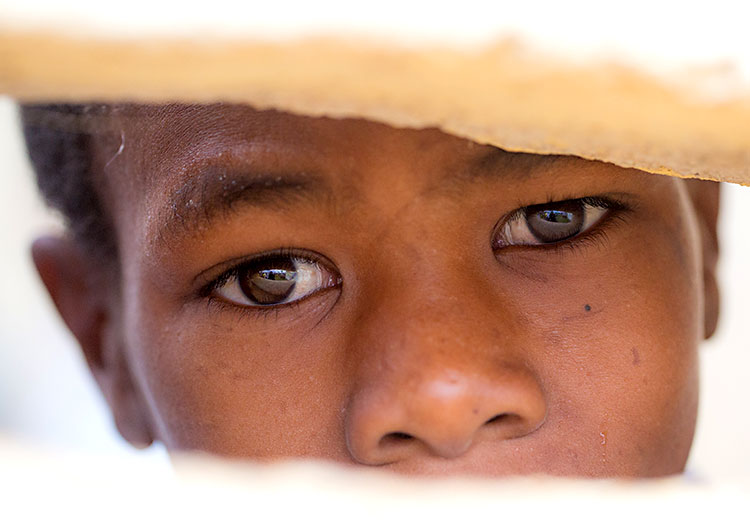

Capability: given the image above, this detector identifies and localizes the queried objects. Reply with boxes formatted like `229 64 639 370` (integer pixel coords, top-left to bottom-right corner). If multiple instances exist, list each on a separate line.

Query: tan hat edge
2 31 748 185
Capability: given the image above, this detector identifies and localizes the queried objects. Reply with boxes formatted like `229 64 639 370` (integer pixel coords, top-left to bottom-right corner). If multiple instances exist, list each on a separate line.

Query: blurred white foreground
1 436 749 524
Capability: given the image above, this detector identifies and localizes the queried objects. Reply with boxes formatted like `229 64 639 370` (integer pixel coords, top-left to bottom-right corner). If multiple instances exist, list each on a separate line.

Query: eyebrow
155 161 331 250
468 148 562 182
154 146 562 250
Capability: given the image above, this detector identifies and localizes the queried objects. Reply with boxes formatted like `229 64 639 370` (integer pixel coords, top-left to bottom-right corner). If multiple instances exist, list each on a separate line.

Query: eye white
499 201 608 246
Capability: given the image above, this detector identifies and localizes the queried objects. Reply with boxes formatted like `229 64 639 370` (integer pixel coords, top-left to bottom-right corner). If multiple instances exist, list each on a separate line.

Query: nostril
485 413 511 425
379 432 414 448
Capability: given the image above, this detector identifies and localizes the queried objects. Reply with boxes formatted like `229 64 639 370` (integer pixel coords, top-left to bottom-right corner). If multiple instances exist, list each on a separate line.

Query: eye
212 253 341 307
494 197 615 247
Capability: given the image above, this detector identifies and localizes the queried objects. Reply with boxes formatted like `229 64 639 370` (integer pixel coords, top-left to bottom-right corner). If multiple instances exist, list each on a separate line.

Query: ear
32 236 154 448
683 179 721 340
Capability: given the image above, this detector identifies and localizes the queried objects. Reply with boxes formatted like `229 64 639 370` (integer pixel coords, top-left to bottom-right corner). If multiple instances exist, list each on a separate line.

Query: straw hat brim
2 31 749 185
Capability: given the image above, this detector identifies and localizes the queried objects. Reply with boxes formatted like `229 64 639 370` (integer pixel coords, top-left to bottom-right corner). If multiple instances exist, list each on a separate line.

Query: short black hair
21 103 117 260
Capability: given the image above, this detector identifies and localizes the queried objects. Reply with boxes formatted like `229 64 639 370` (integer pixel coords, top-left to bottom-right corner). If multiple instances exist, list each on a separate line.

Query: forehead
107 103 561 191
115 104 460 181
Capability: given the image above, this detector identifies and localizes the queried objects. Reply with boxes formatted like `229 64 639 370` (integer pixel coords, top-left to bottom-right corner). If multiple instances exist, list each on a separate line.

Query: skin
33 104 720 477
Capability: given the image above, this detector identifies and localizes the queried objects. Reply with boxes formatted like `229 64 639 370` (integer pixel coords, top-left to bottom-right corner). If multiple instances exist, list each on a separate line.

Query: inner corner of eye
492 223 514 247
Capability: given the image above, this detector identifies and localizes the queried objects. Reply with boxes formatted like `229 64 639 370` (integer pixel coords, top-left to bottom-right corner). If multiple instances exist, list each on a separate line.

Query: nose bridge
351 243 508 380
344 255 547 465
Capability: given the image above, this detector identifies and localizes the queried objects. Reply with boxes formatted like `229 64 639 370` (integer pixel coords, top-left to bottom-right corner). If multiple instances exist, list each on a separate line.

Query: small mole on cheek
631 347 641 366
584 304 591 312
472 408 479 415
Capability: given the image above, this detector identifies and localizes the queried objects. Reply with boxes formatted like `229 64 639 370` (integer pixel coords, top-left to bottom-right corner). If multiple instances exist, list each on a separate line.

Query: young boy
21 101 720 477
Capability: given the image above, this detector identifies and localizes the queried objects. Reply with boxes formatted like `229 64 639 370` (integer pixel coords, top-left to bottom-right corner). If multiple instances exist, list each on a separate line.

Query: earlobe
682 180 721 339
31 236 154 447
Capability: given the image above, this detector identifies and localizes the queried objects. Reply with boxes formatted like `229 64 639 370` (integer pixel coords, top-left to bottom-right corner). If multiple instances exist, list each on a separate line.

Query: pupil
525 200 584 243
239 257 298 305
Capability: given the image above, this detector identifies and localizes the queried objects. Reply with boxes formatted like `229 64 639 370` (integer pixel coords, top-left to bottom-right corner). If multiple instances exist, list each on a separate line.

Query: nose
344 289 547 466
346 363 547 465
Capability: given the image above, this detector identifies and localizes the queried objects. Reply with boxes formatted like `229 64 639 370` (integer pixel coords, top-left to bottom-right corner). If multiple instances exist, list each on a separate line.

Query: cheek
121 289 351 459
502 199 702 475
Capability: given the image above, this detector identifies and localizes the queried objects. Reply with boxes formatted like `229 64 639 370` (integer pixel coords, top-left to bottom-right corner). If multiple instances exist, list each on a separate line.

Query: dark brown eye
212 253 341 307
524 200 585 243
494 197 610 247
239 257 298 305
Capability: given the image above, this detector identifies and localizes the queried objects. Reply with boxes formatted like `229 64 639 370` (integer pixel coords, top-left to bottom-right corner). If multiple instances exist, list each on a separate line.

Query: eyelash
204 293 303 321
198 247 299 293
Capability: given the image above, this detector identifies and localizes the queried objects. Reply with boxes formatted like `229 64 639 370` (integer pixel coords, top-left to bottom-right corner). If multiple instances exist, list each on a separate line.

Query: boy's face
37 104 719 477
